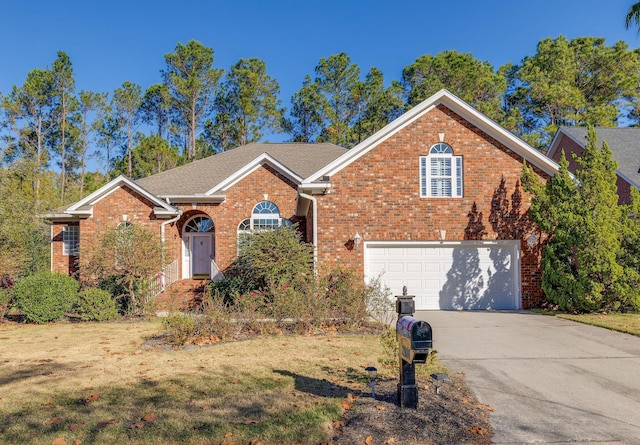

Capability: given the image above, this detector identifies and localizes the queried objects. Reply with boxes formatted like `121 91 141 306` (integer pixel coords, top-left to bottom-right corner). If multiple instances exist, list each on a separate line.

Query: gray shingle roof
559 127 640 188
135 142 346 196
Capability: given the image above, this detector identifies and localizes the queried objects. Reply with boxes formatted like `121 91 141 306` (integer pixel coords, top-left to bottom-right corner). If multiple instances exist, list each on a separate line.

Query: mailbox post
396 291 432 409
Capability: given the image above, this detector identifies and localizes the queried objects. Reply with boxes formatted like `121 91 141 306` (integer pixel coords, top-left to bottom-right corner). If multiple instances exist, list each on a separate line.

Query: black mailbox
396 316 432 364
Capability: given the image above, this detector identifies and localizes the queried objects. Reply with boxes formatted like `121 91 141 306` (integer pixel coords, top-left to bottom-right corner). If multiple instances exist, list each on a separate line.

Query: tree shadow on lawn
0 371 336 444
275 366 364 399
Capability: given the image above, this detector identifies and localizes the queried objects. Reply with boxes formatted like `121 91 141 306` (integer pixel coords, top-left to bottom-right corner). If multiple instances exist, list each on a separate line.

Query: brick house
548 126 640 205
46 90 560 310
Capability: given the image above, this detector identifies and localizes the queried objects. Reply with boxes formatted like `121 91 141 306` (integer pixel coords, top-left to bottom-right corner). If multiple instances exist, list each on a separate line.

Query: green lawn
556 312 640 336
0 319 387 445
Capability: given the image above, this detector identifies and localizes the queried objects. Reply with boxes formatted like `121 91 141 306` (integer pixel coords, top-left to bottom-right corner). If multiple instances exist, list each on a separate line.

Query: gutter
298 191 318 270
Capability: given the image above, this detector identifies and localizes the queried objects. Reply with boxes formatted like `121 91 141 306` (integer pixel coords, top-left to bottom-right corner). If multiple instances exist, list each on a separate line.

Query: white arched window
238 201 292 251
184 216 214 233
420 143 463 198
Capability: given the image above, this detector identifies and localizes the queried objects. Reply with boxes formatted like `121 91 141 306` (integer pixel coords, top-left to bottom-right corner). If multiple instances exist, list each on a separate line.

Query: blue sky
1 0 639 122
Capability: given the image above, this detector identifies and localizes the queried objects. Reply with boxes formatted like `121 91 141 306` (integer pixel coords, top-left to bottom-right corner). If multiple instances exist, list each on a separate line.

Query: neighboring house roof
304 89 560 188
549 126 640 188
136 142 346 198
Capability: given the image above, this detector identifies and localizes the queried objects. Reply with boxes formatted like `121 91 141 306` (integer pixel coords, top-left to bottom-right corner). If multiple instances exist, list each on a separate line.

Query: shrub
209 275 257 305
163 313 199 345
323 267 368 327
0 287 12 319
75 288 119 321
13 271 79 323
237 225 314 289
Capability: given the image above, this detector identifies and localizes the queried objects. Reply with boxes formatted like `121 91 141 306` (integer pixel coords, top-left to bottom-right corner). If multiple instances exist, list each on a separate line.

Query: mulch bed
333 374 493 445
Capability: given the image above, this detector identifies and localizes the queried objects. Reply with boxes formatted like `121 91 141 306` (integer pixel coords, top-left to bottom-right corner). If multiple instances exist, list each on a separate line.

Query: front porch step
150 279 210 313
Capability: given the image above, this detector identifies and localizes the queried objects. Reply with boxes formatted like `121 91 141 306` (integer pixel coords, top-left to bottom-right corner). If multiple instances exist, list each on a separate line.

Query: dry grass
0 319 383 445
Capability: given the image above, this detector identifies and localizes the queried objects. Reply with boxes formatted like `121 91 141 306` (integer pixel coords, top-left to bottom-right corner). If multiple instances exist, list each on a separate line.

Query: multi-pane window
62 225 79 256
420 143 463 198
184 216 214 233
237 201 292 252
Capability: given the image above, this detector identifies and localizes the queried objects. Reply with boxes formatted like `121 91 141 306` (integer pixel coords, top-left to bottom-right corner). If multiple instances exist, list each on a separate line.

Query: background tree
51 51 76 204
625 2 640 30
508 36 640 147
112 81 142 177
162 40 222 161
401 50 507 121
111 134 180 178
314 52 363 147
3 67 57 203
94 107 121 181
288 74 325 142
140 83 172 141
77 90 107 196
209 58 283 151
350 67 403 145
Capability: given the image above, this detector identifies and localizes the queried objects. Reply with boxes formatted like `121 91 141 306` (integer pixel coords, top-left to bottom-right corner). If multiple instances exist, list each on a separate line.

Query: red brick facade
50 94 553 309
52 165 301 281
309 105 548 307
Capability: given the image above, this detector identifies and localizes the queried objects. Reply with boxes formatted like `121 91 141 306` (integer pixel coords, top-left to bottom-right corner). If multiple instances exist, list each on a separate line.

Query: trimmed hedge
13 271 79 323
75 288 119 321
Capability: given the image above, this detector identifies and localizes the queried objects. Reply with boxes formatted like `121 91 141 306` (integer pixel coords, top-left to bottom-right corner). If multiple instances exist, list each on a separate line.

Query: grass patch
0 319 394 444
557 312 640 336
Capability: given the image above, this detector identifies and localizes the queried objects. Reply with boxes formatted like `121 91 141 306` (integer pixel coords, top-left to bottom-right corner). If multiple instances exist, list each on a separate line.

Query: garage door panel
365 243 520 310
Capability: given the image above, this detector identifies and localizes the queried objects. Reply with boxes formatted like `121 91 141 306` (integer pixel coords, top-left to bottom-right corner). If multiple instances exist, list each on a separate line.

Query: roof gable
549 127 640 189
205 153 304 195
66 175 178 218
304 89 560 184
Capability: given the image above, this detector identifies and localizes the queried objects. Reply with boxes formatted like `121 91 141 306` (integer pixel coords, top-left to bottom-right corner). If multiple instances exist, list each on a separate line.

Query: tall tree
288 75 325 142
626 2 640 30
140 83 171 140
3 67 57 203
314 52 363 147
77 90 107 197
350 67 403 145
112 81 142 177
94 107 121 181
111 134 181 178
509 36 640 146
51 51 76 204
210 58 283 150
401 50 507 121
162 40 222 161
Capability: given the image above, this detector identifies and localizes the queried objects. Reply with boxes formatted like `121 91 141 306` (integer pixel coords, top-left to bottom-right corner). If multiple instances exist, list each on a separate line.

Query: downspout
298 191 318 270
160 210 183 289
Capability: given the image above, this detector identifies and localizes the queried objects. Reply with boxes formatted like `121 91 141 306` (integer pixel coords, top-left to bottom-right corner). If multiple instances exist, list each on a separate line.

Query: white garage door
365 241 521 310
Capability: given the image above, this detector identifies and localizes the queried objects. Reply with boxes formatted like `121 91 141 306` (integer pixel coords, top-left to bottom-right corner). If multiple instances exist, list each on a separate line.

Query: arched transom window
420 143 463 198
238 201 292 251
184 216 214 233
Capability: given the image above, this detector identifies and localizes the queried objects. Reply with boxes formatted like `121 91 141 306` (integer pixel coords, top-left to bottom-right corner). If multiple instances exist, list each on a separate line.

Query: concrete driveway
415 311 640 444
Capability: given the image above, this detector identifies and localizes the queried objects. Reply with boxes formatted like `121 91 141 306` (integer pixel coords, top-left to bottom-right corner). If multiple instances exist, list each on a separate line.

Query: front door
191 235 212 277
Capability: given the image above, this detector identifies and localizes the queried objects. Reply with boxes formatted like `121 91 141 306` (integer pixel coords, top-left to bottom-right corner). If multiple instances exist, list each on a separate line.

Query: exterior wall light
439 230 446 240
353 232 362 247
527 233 537 248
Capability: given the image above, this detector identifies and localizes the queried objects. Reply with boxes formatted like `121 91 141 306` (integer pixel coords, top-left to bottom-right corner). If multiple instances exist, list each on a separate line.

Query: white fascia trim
67 175 178 215
299 182 332 194
204 153 304 195
305 89 561 183
364 240 520 249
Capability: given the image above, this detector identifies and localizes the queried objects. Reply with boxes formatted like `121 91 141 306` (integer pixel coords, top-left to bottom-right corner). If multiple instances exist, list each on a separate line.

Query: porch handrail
144 259 179 303
211 259 224 281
